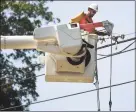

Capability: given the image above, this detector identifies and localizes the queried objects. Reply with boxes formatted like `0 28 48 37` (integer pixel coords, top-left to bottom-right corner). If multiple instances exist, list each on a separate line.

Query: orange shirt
79 14 95 33
79 14 93 24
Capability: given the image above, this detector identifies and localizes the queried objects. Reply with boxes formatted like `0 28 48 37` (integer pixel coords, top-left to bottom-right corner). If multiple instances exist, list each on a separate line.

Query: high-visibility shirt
79 14 96 33
70 12 105 34
79 14 93 24
70 12 96 33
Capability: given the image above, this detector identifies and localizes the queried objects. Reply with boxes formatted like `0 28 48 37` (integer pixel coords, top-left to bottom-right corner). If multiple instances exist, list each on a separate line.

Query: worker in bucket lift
71 3 109 36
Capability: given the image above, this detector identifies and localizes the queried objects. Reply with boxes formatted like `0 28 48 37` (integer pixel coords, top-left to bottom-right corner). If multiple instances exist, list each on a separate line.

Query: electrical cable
98 40 136 57
97 37 136 50
0 80 135 111
109 36 112 111
97 47 136 60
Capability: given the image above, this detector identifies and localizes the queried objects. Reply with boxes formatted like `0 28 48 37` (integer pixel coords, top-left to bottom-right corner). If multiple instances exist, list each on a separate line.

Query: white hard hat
88 3 98 12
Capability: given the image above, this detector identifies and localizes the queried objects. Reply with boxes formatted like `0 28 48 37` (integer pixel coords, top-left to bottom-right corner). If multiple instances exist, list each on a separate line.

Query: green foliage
0 0 60 111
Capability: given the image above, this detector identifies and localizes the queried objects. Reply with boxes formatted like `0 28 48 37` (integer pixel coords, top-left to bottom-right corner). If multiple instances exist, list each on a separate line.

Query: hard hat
88 3 98 12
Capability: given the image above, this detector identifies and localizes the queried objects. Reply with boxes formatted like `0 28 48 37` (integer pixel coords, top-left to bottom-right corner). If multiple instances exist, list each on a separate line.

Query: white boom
1 36 36 49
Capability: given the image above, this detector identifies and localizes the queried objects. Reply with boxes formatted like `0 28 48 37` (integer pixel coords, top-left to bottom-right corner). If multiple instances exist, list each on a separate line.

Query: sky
3 1 134 111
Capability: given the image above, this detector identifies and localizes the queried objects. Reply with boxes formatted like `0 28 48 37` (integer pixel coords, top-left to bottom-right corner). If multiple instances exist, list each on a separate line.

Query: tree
0 0 60 110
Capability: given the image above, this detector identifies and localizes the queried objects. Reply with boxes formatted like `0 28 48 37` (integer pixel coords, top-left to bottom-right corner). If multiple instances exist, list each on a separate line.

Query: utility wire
115 40 136 52
97 32 136 41
112 32 136 36
1 80 135 111
123 32 136 36
98 40 136 57
97 47 136 60
97 37 136 50
109 37 112 111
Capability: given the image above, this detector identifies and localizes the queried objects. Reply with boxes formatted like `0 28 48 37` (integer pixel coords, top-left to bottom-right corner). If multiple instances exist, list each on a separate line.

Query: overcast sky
28 1 135 111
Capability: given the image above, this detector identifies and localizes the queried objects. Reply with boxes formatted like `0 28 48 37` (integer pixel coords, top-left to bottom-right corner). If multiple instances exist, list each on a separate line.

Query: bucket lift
1 20 114 83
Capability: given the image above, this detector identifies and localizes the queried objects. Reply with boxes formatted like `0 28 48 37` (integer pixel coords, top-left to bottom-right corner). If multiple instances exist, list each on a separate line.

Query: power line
97 33 136 42
97 37 136 50
109 37 113 111
124 32 136 36
116 40 135 52
1 80 135 111
112 32 136 36
98 40 136 57
97 47 135 60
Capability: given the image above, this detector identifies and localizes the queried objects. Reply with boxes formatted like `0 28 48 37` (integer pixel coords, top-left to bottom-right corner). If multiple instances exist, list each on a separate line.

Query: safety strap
82 39 94 48
66 39 94 66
